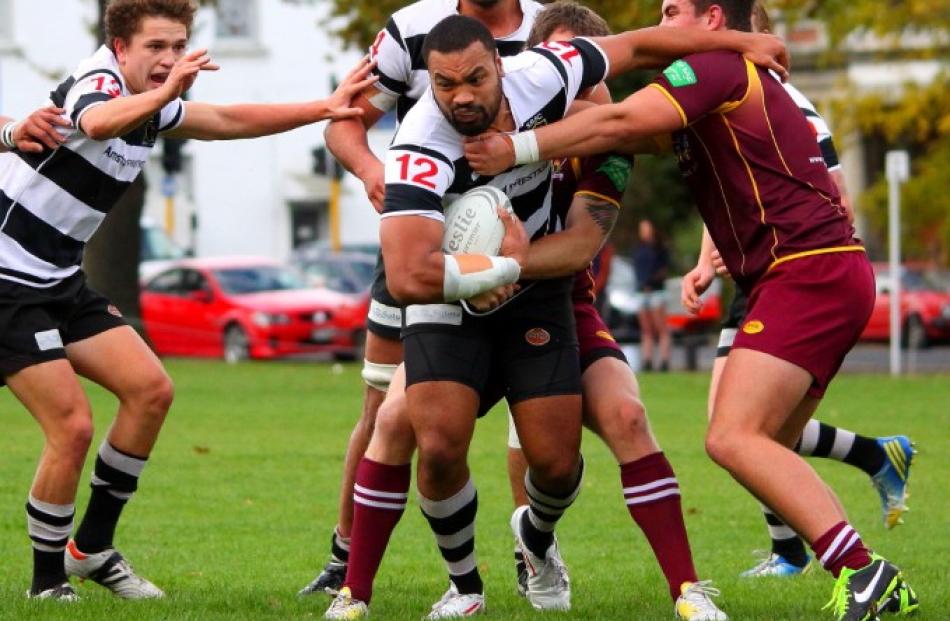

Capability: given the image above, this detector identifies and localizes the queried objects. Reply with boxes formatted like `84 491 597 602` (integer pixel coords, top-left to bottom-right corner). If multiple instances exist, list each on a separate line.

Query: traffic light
312 145 343 179
162 137 186 174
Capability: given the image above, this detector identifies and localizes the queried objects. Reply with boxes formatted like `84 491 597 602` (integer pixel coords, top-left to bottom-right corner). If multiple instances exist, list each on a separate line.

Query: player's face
659 0 705 28
465 0 502 7
114 17 188 94
428 42 504 136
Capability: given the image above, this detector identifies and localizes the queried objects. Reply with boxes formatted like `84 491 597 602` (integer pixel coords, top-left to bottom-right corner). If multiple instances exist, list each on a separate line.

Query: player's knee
416 431 467 475
704 424 739 469
528 452 580 491
52 406 95 464
361 359 397 392
600 396 649 440
126 368 175 420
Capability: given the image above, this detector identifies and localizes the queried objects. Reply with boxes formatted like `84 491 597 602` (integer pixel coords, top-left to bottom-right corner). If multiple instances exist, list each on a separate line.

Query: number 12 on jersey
386 148 452 194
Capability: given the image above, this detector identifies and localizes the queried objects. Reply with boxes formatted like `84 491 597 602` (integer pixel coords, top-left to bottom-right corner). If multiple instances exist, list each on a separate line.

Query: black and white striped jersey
777 77 840 172
369 0 544 121
0 45 185 288
381 37 609 245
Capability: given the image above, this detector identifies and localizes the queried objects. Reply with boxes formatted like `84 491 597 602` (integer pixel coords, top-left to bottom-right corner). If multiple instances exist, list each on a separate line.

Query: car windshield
141 226 186 261
302 257 376 294
877 269 947 292
214 266 307 294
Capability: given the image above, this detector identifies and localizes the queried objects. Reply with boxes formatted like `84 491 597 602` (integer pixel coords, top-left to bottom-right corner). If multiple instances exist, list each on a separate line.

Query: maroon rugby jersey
652 51 858 294
550 153 632 303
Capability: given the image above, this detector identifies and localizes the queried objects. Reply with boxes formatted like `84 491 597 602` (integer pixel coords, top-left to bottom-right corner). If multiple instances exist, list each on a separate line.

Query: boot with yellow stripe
871 436 916 529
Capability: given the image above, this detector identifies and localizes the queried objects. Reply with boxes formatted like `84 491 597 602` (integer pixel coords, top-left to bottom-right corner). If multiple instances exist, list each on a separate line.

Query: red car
860 263 950 348
140 257 368 361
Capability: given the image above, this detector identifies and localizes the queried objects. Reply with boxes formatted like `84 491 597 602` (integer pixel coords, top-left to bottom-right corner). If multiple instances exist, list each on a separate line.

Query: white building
0 0 390 261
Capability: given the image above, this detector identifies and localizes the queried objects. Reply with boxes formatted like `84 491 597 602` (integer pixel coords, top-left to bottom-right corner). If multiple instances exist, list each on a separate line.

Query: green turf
0 360 946 619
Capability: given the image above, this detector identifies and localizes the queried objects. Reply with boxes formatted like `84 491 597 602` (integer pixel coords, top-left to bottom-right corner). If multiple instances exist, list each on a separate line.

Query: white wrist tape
443 254 521 302
510 130 539 166
0 121 18 149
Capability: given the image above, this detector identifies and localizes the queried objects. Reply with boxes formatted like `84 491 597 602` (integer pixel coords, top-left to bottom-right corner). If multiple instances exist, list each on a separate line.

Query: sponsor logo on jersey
742 319 765 335
525 327 551 346
107 304 123 317
663 60 697 87
672 133 697 177
523 112 548 131
143 118 159 146
34 329 64 351
597 156 632 193
103 146 146 169
595 329 616 342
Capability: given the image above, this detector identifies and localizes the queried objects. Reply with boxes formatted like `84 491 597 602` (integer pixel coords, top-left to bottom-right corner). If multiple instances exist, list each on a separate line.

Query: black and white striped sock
419 479 482 595
521 457 584 560
330 526 350 564
760 504 809 567
74 441 147 553
794 420 885 476
26 494 74 593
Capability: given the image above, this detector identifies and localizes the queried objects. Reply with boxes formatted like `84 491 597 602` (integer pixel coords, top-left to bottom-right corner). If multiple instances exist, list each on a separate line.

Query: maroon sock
811 521 872 578
621 452 698 600
343 458 411 603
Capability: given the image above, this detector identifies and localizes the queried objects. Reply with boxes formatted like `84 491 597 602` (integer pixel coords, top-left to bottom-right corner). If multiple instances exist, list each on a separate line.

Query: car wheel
223 324 250 363
333 329 366 362
903 314 929 350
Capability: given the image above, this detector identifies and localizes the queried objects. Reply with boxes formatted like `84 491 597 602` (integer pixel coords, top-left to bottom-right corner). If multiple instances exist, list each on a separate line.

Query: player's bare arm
380 207 527 305
80 48 217 140
681 225 717 314
520 193 618 280
0 107 72 153
324 85 391 213
466 85 682 175
166 57 378 141
594 26 788 79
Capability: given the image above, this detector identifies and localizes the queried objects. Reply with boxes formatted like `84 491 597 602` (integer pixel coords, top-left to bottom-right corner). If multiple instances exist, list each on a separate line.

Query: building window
214 0 263 53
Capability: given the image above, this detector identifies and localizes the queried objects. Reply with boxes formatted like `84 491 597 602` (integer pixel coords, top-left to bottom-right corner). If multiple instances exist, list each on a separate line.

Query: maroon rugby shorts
732 250 874 398
573 301 626 372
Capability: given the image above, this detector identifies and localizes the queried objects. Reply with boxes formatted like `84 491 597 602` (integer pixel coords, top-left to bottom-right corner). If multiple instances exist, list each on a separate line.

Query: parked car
860 263 950 348
604 256 722 343
140 257 368 362
294 248 377 296
140 217 188 282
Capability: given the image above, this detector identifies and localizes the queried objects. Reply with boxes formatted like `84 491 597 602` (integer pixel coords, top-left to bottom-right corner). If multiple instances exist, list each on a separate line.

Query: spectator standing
633 219 671 371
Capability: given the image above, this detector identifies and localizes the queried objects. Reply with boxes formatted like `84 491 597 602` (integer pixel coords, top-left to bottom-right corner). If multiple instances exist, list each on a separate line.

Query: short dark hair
105 0 197 48
691 0 753 32
422 15 498 64
751 1 773 33
527 1 610 48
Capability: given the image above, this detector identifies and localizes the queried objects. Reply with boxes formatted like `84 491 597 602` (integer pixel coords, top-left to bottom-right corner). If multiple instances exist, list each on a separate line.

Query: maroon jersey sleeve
650 51 751 127
574 152 633 209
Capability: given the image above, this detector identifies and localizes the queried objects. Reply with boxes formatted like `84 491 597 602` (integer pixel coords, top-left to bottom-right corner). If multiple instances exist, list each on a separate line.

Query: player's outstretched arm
168 57 378 141
381 208 527 305
0 107 72 153
465 86 682 176
592 27 788 80
81 48 218 140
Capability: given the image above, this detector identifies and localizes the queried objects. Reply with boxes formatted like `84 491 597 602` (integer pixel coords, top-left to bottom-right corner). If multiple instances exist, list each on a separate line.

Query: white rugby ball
442 186 514 255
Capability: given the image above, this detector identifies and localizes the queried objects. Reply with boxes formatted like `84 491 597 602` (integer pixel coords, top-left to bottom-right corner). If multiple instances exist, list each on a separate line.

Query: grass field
0 360 947 620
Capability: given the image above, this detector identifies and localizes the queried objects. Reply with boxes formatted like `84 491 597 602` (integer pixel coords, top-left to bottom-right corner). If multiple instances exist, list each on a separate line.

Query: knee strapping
361 360 398 392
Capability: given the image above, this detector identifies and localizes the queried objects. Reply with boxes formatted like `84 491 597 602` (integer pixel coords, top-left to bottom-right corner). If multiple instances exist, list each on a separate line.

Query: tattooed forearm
582 196 619 236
